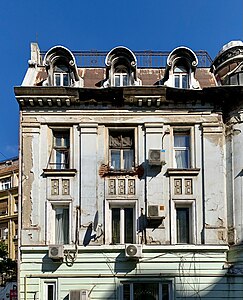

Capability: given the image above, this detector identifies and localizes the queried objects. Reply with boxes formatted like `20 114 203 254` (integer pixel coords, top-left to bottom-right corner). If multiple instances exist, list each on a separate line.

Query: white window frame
173 65 190 89
121 281 172 300
43 280 57 300
171 200 196 244
47 200 72 245
54 72 70 86
105 200 137 245
172 127 194 169
114 72 129 86
0 176 11 190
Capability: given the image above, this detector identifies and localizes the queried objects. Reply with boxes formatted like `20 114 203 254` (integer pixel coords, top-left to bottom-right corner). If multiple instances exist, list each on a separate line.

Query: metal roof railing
40 50 212 68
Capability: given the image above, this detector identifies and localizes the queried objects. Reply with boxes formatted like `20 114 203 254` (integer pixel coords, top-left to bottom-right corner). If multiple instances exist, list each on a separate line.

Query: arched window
163 47 199 89
104 46 140 87
43 46 82 87
173 64 189 88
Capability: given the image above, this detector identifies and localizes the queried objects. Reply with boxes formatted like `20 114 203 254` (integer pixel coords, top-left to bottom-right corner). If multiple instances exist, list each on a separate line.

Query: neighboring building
15 41 243 299
0 157 18 261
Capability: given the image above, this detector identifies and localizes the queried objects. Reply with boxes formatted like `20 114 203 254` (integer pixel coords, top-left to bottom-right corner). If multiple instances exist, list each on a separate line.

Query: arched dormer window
104 46 141 87
162 47 200 89
43 46 82 87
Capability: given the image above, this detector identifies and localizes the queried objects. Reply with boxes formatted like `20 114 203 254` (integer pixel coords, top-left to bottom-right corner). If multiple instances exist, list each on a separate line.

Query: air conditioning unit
148 149 165 166
125 244 142 259
70 290 89 300
48 245 64 260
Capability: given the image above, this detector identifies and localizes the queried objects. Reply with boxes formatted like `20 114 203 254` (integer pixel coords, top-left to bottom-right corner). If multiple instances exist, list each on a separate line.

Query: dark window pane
63 74 69 86
112 208 120 244
115 75 120 86
124 208 133 243
47 284 54 300
133 283 159 300
177 207 190 243
123 74 128 86
123 284 130 300
174 75 180 88
182 74 189 88
54 74 61 86
162 283 169 300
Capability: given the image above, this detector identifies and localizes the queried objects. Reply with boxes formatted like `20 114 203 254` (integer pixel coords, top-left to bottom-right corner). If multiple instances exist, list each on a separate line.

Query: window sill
166 168 200 176
43 169 77 177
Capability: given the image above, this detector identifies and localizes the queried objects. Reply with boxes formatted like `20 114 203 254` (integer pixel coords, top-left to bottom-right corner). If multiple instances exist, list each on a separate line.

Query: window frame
108 128 136 172
171 200 196 244
121 281 173 300
106 200 137 245
0 176 12 190
43 280 57 300
173 64 190 89
53 63 71 87
49 128 71 170
172 128 194 169
47 200 72 245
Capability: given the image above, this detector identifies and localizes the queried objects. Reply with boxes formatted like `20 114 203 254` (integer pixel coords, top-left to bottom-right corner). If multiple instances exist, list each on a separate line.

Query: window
109 130 134 171
54 64 70 86
51 130 70 169
122 282 171 300
0 177 11 190
111 206 134 244
173 130 190 169
44 282 56 300
14 197 18 213
0 198 8 215
114 65 129 86
174 65 189 88
176 207 190 243
54 206 69 244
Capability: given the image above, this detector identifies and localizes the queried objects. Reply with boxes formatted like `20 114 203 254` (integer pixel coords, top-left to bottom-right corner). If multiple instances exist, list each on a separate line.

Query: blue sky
0 0 242 160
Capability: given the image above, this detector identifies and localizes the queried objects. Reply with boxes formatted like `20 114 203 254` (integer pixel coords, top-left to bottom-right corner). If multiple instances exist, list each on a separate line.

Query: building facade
0 157 18 262
15 41 243 299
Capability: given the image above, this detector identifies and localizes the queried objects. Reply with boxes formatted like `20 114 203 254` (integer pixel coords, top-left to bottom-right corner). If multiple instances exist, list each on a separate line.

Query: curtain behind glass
55 207 69 244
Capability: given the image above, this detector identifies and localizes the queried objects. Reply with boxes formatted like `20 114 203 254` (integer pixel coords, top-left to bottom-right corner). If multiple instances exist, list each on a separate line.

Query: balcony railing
40 50 212 68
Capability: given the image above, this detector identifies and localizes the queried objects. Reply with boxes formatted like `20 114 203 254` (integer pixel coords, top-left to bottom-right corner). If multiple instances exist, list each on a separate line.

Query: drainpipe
78 125 82 242
201 125 206 244
18 110 23 300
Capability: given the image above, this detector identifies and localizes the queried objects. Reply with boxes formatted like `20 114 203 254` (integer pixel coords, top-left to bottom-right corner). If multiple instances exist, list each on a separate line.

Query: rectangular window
123 282 171 300
111 206 134 244
174 74 189 88
176 206 191 244
51 130 70 169
173 131 190 169
54 73 70 86
0 198 8 215
45 282 56 300
0 177 11 190
109 130 134 171
54 206 69 244
114 73 128 86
